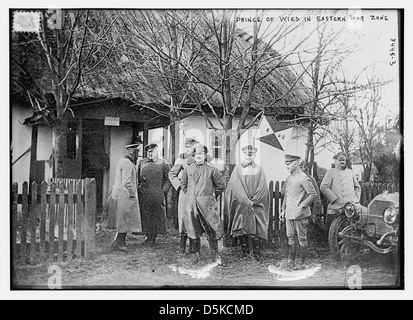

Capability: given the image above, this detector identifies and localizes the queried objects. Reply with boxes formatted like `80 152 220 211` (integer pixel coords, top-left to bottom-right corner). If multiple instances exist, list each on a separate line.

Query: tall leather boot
241 235 249 256
208 237 219 260
151 233 157 246
253 237 262 261
287 243 297 268
194 238 201 255
180 233 188 254
247 236 254 256
112 233 127 252
231 236 238 247
188 238 195 254
299 245 308 268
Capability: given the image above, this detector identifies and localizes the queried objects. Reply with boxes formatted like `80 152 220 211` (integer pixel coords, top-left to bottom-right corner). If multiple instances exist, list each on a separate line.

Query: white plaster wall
236 122 309 184
108 125 133 190
168 116 243 167
148 127 165 159
11 105 32 191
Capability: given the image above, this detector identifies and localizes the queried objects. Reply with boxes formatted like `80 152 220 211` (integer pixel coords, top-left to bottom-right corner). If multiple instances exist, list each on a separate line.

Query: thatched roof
13 10 313 124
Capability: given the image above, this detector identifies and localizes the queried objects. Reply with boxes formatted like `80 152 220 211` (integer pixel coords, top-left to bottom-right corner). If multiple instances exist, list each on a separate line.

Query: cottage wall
107 125 134 196
11 105 32 190
168 116 244 170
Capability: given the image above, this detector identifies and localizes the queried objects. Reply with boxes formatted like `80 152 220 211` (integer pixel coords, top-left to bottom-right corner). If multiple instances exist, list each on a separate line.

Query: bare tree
350 69 391 181
107 10 207 163
293 11 366 168
112 9 322 176
12 10 119 177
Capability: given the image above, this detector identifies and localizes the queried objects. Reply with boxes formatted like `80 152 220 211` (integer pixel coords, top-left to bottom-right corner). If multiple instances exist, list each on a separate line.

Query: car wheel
328 214 360 261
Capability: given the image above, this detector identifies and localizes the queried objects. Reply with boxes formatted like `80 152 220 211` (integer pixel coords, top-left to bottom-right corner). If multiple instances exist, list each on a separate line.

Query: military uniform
180 157 226 257
137 156 171 242
224 145 270 259
320 167 361 213
169 153 196 233
281 154 317 268
100 143 142 251
320 166 366 233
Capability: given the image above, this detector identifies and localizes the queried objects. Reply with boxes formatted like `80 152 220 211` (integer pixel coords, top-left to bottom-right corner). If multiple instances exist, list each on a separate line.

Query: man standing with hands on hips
280 154 317 269
320 152 366 235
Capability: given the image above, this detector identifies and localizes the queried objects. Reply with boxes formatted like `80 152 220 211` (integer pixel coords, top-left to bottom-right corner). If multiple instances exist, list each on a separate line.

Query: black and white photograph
5 2 408 299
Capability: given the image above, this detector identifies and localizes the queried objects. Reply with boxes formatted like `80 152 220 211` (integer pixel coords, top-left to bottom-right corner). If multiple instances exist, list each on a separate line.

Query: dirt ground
12 228 401 290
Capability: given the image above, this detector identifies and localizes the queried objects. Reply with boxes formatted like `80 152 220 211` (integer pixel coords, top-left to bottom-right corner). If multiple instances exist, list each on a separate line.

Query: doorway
81 119 108 213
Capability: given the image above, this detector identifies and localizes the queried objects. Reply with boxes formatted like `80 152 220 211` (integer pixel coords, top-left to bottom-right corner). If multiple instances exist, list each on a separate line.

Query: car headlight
384 207 398 224
344 202 356 218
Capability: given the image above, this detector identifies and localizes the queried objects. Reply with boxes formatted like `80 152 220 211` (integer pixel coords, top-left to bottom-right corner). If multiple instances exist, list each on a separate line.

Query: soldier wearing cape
224 145 270 260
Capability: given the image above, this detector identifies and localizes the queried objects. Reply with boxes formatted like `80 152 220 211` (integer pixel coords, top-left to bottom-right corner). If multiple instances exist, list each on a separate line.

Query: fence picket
84 179 96 259
48 182 56 261
30 182 38 264
267 181 274 245
75 181 83 259
373 183 378 198
39 182 47 263
58 181 65 262
378 183 383 195
274 181 280 245
20 182 28 264
67 181 74 262
12 182 18 262
360 183 367 206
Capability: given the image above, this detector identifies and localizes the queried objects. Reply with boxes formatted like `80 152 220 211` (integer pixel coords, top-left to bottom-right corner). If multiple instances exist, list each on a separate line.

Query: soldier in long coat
137 143 171 246
180 144 226 258
224 145 270 260
320 152 366 233
169 137 199 254
100 143 142 251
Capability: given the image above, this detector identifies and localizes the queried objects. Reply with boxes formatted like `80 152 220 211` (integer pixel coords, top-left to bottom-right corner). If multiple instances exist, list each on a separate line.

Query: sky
234 8 401 168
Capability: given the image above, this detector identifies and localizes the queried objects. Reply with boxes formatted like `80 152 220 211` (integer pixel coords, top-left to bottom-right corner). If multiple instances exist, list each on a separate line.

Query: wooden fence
12 178 96 265
266 181 400 247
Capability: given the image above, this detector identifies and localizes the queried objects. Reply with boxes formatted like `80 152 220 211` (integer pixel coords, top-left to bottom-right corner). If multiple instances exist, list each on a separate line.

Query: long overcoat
168 153 195 233
180 162 226 240
137 158 171 234
320 168 361 212
224 162 270 240
100 156 142 233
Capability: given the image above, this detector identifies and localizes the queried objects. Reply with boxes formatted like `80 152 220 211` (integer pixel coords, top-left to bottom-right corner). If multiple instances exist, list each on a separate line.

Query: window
210 130 224 160
67 120 77 159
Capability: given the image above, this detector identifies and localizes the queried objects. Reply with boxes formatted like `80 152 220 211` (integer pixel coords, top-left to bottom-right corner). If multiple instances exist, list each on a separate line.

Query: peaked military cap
284 154 301 163
144 143 158 152
242 145 258 155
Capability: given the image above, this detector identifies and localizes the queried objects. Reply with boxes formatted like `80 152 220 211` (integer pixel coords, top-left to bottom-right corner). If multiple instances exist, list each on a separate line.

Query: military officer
280 154 317 269
320 152 366 234
169 137 199 254
180 144 226 259
137 143 172 246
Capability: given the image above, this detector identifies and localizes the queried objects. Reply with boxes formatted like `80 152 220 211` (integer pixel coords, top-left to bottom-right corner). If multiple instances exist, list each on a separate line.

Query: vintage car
328 191 400 260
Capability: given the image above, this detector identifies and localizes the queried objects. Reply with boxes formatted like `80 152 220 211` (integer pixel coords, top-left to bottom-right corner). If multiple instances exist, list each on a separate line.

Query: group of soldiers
100 137 364 270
